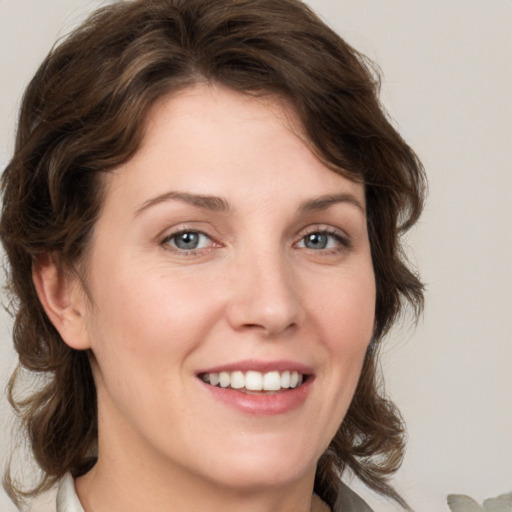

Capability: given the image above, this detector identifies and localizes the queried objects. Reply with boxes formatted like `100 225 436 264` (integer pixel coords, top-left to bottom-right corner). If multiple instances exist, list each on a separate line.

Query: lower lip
200 378 313 415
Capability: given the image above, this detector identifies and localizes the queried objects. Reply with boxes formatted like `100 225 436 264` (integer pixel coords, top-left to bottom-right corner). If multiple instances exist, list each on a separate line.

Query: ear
32 253 91 350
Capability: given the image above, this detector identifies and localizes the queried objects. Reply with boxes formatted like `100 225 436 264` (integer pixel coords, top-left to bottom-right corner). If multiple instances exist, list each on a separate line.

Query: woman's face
76 84 375 491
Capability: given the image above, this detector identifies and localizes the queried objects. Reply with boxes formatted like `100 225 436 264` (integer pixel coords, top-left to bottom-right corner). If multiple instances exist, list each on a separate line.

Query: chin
208 460 313 493
194 435 319 492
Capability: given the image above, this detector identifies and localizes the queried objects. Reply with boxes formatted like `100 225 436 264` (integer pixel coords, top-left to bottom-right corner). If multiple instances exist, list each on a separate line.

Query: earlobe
32 253 91 350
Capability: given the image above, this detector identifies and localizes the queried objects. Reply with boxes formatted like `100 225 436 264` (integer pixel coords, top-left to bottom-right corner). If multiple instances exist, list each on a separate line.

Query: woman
0 0 425 511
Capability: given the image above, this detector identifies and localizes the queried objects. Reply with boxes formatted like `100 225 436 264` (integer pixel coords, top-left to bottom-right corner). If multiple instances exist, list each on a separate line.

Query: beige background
1 1 511 510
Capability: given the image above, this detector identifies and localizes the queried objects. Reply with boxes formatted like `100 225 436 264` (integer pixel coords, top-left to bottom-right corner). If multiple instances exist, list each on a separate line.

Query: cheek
83 266 225 434
85 262 226 374
292 267 375 455
309 266 376 402
311 267 376 349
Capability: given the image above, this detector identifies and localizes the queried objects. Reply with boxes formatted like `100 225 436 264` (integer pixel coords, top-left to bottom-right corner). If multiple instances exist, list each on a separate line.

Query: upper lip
196 359 314 375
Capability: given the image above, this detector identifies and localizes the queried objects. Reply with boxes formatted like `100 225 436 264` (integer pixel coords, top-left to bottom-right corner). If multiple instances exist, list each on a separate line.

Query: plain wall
1 1 511 511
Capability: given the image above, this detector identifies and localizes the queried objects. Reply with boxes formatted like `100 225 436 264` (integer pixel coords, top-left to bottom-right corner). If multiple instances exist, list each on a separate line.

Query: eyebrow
298 193 366 215
135 191 230 217
134 190 365 217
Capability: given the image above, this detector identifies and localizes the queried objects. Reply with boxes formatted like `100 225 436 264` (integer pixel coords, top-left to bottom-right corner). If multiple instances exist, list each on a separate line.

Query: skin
34 84 376 512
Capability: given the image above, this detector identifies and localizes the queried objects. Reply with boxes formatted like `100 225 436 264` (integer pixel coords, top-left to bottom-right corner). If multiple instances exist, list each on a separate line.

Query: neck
76 463 322 512
75 421 322 512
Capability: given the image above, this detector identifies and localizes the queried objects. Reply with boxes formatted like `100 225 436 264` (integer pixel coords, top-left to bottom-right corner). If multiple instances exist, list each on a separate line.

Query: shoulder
333 482 375 512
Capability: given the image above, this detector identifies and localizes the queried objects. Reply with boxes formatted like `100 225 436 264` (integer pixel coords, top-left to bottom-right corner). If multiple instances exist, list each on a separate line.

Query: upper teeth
201 370 304 391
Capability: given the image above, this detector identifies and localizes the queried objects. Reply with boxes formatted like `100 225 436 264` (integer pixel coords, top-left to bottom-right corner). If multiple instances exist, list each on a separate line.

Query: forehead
103 83 365 211
143 84 303 152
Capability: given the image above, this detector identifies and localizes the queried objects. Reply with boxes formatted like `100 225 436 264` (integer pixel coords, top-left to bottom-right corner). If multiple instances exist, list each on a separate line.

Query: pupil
306 233 327 249
176 232 199 249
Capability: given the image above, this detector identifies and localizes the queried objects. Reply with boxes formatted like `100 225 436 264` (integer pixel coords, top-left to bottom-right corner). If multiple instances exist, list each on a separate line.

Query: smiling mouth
199 370 308 393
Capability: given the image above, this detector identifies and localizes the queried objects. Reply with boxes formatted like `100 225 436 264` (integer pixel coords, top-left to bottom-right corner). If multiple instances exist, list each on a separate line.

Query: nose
225 248 303 338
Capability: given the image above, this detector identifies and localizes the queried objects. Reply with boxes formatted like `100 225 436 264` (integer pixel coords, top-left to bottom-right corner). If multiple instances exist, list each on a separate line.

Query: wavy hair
0 0 425 509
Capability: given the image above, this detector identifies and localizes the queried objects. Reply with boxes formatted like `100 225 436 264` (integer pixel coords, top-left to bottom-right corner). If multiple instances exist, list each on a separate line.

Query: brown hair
1 0 425 509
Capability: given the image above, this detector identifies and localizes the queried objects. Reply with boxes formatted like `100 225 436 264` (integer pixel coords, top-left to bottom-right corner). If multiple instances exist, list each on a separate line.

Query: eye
296 230 348 251
163 231 214 252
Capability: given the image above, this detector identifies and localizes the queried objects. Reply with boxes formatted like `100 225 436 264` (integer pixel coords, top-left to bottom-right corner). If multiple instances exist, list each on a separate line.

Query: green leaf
447 494 483 512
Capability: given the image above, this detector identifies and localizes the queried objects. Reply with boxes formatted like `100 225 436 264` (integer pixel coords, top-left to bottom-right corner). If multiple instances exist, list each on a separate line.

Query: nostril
240 320 298 337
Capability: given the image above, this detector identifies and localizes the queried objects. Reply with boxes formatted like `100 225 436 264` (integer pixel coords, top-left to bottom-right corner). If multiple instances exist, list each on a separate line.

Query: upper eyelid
162 227 209 239
296 224 350 239
159 222 219 241
162 229 216 245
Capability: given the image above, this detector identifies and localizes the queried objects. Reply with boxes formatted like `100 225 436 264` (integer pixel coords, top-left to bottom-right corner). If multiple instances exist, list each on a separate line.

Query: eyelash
294 227 351 254
161 226 351 256
161 229 218 255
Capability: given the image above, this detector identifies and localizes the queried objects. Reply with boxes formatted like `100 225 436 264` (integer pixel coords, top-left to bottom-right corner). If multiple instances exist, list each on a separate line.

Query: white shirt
28 474 83 512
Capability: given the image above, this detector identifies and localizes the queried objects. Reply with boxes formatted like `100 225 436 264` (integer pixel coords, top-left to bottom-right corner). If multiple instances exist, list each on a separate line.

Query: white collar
56 474 84 512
